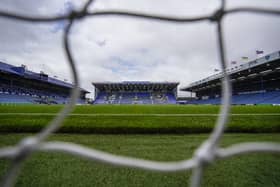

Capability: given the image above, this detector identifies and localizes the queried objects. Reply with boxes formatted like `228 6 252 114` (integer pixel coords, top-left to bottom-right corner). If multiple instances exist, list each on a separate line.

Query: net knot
14 137 38 161
69 10 86 20
210 9 224 22
194 141 216 165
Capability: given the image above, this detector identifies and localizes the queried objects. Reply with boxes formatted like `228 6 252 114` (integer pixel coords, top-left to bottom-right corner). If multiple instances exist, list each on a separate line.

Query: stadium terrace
92 81 179 104
0 61 89 104
181 51 280 105
1 51 280 105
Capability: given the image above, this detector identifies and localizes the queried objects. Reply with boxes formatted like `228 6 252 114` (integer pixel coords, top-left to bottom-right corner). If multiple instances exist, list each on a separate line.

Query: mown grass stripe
0 133 280 187
0 105 279 134
1 113 280 116
1 105 279 114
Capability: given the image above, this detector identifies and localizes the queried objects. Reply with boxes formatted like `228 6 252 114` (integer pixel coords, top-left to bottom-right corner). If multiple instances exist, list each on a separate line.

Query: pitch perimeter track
0 113 280 116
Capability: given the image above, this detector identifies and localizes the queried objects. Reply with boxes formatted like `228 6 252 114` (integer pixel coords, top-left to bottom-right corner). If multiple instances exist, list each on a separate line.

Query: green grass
1 104 280 114
0 105 279 186
0 133 279 187
0 105 279 133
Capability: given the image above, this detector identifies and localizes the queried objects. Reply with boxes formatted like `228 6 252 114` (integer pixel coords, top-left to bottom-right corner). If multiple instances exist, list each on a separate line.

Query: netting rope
0 0 280 186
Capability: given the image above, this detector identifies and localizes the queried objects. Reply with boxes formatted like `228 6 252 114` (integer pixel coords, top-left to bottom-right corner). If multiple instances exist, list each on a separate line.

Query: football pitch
0 105 279 133
0 105 280 187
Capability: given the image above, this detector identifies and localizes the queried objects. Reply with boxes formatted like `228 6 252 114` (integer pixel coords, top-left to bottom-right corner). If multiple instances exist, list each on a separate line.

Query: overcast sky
0 0 280 97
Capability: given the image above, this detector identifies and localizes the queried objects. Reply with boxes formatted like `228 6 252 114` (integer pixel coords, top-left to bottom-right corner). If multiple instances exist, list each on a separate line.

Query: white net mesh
0 0 280 187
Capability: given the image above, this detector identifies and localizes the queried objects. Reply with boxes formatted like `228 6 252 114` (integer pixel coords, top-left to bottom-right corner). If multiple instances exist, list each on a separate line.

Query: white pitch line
0 113 280 116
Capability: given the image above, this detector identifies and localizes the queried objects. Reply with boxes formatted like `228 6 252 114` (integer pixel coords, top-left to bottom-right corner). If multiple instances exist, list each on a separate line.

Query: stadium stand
92 81 178 104
181 51 280 105
0 61 89 104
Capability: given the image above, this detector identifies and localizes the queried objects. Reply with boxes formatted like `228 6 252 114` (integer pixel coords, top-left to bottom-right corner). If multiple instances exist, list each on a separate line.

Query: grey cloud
0 0 279 97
